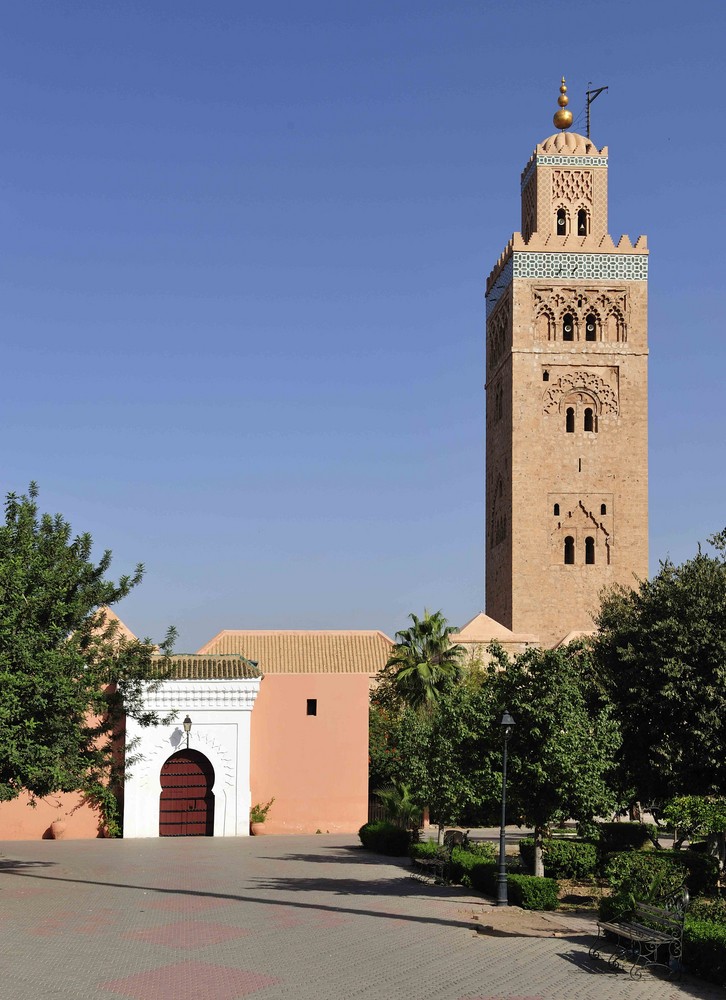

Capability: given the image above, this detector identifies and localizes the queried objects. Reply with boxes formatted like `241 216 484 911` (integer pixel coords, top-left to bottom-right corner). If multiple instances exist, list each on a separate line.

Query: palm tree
386 609 463 711
373 782 422 830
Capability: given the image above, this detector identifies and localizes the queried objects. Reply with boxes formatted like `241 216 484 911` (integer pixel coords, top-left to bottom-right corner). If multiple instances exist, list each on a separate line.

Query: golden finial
553 76 573 131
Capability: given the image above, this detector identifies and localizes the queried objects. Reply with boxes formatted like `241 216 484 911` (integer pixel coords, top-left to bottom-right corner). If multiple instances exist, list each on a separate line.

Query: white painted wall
123 678 261 838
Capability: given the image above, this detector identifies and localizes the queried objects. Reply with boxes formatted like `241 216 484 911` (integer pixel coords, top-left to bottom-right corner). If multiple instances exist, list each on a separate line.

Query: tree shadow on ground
0 858 56 873
251 874 476 900
268 847 413 869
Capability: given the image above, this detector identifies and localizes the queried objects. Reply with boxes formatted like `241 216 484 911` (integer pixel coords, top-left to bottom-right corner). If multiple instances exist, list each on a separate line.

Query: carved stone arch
489 474 507 549
605 307 626 343
555 203 570 236
576 204 590 236
561 388 599 414
543 370 619 416
535 306 555 341
582 305 602 341
550 500 611 565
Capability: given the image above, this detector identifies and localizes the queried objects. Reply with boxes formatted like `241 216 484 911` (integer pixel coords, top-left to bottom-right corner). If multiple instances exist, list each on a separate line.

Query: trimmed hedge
683 919 726 986
596 821 656 853
519 837 598 879
358 821 412 856
689 896 726 925
603 848 718 901
508 873 559 911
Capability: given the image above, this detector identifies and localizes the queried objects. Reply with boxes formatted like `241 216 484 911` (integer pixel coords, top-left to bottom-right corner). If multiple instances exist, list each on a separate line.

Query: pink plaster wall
250 673 369 834
0 792 102 840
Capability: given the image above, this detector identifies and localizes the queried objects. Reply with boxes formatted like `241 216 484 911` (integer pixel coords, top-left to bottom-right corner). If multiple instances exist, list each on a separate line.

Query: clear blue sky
3 2 725 650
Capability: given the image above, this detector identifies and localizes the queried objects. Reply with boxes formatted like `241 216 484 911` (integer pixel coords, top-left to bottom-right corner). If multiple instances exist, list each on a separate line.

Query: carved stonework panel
488 472 507 550
543 368 619 415
487 378 504 425
552 169 593 204
532 286 628 342
487 293 511 370
522 179 536 241
550 499 612 565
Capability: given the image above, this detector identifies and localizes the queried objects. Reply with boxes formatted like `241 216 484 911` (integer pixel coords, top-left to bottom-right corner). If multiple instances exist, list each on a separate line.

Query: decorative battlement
486 231 648 297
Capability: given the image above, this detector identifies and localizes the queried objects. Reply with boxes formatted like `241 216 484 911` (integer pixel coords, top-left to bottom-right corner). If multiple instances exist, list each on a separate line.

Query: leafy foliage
358 820 413 856
519 837 598 879
373 782 421 830
661 795 726 850
593 529 726 803
493 641 620 873
683 920 726 986
0 485 174 828
383 610 464 711
601 848 718 921
249 798 274 823
596 821 657 854
507 873 559 911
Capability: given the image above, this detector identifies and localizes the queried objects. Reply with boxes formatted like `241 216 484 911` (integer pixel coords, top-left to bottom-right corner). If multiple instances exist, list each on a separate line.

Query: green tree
385 609 464 711
0 485 174 833
493 642 620 876
386 669 502 835
593 529 726 806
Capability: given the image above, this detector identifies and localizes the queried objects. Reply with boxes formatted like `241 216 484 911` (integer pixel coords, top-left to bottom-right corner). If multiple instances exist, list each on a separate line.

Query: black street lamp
183 715 192 750
497 711 515 906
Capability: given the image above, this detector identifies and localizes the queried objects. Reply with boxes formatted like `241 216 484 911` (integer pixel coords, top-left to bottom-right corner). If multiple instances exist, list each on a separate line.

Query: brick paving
0 834 722 1000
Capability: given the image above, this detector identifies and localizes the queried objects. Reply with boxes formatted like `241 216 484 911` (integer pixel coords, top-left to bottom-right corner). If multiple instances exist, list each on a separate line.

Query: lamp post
497 711 515 906
183 715 192 749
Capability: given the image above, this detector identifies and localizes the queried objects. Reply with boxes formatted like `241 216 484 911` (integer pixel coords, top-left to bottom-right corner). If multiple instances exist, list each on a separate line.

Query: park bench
410 829 466 885
589 887 690 980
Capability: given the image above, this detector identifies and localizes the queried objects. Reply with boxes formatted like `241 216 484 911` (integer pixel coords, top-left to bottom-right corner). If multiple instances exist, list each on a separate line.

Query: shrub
596 821 656 854
464 840 497 861
508 874 559 911
449 846 497 886
469 859 498 895
676 849 720 897
519 837 598 879
683 920 726 986
689 897 726 926
358 821 412 856
599 848 717 921
409 840 441 860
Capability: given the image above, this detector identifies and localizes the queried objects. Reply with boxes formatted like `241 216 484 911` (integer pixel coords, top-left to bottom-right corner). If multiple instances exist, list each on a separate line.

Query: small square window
306 698 317 716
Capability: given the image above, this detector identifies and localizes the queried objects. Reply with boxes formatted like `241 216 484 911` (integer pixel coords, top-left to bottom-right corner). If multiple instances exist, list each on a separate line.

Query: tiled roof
154 654 262 680
455 613 539 645
196 630 394 675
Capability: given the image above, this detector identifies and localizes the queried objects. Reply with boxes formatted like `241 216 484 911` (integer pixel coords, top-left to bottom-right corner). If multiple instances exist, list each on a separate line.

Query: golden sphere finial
553 75 573 130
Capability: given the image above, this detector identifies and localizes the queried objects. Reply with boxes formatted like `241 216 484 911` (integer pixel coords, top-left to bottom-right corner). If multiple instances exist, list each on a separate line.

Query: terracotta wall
250 673 369 834
0 791 101 840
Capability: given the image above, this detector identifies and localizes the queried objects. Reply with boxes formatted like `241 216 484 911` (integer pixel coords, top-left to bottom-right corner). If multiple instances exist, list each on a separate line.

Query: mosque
1 80 648 840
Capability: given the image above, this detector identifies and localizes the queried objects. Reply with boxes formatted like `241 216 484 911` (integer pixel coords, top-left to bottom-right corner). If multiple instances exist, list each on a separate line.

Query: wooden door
159 750 215 836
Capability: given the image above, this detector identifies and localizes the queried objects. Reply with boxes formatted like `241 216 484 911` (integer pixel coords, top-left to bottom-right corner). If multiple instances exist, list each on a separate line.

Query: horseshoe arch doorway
159 749 215 836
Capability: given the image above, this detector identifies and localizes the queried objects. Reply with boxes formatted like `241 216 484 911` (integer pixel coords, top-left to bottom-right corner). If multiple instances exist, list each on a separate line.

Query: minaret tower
485 79 648 646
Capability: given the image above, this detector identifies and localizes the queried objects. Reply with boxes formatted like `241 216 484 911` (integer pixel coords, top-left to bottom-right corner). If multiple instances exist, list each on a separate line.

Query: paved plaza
0 834 722 1000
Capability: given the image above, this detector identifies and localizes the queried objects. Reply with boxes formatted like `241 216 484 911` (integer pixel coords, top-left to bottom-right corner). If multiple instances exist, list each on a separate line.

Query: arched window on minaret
600 503 607 515
553 503 560 516
577 208 589 236
585 313 597 341
566 407 575 433
562 313 574 341
564 536 575 564
585 536 595 564
556 208 567 236
584 407 596 432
